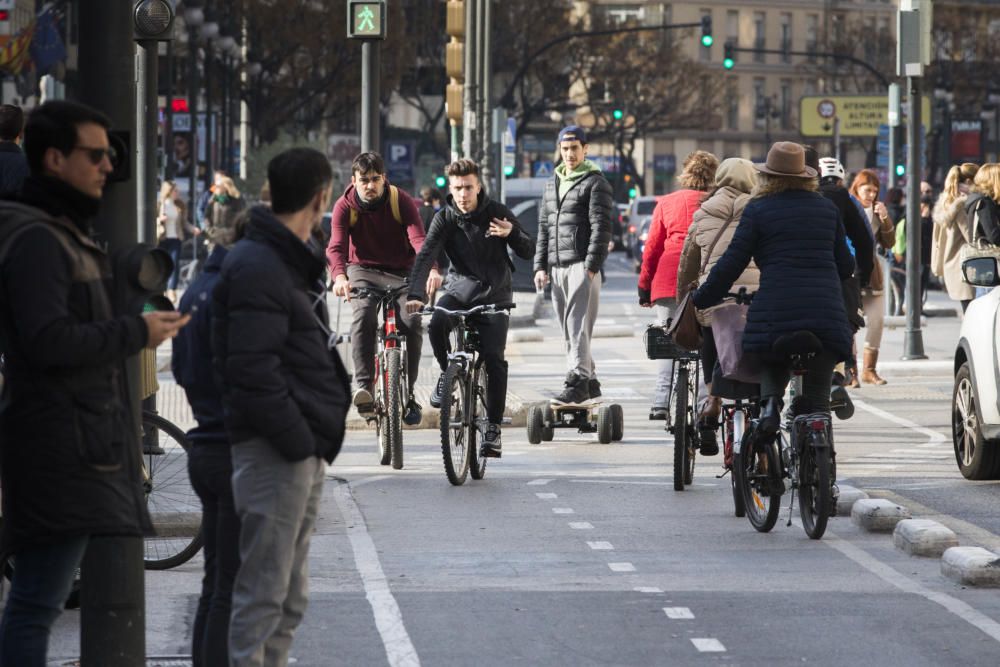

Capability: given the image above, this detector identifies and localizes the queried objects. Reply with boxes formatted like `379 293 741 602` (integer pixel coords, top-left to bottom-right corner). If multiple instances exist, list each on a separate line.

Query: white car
952 256 1000 479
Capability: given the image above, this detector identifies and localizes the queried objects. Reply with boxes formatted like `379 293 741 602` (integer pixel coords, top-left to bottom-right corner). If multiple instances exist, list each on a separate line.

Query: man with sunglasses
0 100 190 663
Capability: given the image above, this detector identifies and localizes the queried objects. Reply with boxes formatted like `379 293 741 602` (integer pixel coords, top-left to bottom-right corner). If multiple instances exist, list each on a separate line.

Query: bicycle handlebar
725 288 755 305
349 282 410 301
416 302 516 318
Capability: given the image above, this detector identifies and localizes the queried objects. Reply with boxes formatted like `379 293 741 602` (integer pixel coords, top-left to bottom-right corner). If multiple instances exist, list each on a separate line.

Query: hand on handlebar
405 299 425 315
426 269 443 298
333 274 352 300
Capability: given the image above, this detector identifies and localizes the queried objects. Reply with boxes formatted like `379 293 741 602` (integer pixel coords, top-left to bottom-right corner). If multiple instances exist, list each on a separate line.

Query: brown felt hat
754 141 818 179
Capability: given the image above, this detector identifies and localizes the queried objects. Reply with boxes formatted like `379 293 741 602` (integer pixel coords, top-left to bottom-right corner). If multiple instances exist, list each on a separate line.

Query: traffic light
895 163 906 178
435 174 447 188
628 187 638 199
612 108 624 121
700 15 713 48
133 0 175 41
112 245 174 316
723 42 735 69
503 165 515 177
445 1 465 124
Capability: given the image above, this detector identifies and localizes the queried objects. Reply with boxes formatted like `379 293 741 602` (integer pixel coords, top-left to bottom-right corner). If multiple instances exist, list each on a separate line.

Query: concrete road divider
893 519 959 557
835 485 869 517
851 498 912 532
941 546 1000 587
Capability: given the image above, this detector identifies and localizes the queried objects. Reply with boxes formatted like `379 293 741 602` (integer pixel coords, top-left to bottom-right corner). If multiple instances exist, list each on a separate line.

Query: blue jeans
0 536 89 667
160 237 183 290
188 442 241 667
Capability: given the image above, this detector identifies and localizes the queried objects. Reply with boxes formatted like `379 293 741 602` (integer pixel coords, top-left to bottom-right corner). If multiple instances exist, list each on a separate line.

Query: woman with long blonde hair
848 169 895 386
931 163 979 312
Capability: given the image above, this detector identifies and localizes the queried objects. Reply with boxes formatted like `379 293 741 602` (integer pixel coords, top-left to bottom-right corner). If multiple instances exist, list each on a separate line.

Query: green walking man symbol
357 5 376 33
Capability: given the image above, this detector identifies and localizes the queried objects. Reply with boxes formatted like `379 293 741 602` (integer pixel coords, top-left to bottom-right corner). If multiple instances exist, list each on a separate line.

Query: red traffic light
0 10 10 20
171 98 189 112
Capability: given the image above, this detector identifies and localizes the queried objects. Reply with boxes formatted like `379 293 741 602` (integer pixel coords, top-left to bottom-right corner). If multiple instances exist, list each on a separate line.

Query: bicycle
644 324 700 491
713 372 760 519
350 282 413 470
418 302 514 486
732 331 837 539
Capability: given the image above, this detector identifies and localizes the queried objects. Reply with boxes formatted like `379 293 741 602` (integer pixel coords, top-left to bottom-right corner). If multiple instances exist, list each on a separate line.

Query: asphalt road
44 253 1000 666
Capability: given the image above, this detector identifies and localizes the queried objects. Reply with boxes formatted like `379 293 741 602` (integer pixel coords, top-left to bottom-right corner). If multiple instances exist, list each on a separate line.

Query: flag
29 5 65 76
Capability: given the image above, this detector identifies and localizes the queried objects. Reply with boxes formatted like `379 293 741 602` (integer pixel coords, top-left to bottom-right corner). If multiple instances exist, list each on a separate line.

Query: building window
600 4 645 26
753 78 766 130
805 14 818 62
753 11 766 63
726 79 739 130
780 13 792 64
780 79 792 129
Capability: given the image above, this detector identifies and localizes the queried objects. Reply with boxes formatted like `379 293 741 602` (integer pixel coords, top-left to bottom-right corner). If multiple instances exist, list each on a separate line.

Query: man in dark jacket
533 125 614 404
212 147 349 666
0 104 28 197
172 221 242 667
326 151 440 424
406 158 534 457
0 100 189 663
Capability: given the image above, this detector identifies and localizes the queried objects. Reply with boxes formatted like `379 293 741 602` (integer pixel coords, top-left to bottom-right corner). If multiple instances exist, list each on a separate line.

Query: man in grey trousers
533 125 614 404
212 148 350 666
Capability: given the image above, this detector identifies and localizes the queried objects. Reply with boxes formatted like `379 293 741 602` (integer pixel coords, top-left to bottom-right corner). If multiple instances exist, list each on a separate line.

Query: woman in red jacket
638 150 719 420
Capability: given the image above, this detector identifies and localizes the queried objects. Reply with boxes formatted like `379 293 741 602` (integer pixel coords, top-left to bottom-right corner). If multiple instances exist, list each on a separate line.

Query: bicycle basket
644 325 699 360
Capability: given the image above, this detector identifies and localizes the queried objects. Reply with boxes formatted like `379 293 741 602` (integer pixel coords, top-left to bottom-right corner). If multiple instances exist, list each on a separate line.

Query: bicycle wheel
439 364 470 485
728 409 747 518
384 348 404 470
798 433 832 540
468 362 488 480
734 431 782 533
375 355 391 466
141 412 204 569
673 366 689 491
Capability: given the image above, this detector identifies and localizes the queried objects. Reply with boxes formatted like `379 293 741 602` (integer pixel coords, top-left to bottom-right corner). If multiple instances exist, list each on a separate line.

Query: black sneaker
429 373 446 409
698 420 720 456
649 406 668 421
403 398 422 426
553 374 590 404
481 423 502 457
588 377 602 398
830 385 855 420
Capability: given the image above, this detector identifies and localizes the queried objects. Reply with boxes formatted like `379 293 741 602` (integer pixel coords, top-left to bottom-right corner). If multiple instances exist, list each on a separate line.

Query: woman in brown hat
692 141 855 427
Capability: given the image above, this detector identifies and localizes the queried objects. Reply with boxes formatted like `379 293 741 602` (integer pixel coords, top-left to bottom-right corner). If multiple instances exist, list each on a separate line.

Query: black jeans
187 442 240 667
758 350 838 414
428 293 509 424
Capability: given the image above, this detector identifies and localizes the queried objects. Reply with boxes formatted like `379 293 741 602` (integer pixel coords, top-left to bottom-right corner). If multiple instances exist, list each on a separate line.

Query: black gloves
638 285 651 307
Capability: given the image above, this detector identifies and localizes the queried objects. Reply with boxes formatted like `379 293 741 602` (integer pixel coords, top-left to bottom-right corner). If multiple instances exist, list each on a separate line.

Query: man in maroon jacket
326 151 441 423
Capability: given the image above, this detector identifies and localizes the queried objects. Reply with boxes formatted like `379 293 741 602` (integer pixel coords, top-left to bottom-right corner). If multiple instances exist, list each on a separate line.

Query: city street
44 253 1000 666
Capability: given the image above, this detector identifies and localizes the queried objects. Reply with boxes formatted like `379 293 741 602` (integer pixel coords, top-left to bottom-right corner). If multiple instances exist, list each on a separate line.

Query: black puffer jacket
534 170 614 274
408 192 534 305
692 190 856 362
0 177 152 556
819 181 874 286
212 206 350 463
964 192 1000 246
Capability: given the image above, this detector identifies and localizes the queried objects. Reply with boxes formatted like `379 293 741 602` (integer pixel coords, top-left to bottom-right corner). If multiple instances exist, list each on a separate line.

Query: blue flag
30 6 66 76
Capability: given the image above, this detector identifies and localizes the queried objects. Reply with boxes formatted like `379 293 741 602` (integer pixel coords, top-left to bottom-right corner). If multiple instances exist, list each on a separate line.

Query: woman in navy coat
692 142 855 420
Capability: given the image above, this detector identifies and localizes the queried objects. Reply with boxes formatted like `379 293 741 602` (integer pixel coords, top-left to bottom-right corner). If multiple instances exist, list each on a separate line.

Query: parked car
952 256 1000 479
629 216 654 273
623 195 658 261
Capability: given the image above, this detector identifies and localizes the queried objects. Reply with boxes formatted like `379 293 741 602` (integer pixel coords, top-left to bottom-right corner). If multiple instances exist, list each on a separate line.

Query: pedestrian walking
157 179 199 303
533 125 614 405
848 169 895 386
406 158 534 457
326 151 440 424
890 184 934 314
931 163 979 312
212 147 350 667
0 100 190 666
675 157 757 455
0 104 27 198
964 163 1000 299
204 172 245 240
172 219 244 667
638 150 719 420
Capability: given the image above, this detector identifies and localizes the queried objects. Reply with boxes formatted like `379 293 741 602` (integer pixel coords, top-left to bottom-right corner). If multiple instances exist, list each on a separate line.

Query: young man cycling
326 151 441 424
405 159 534 457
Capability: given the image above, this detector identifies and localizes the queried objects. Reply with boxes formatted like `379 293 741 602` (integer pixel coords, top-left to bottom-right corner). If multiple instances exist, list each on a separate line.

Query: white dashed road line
608 562 636 572
552 507 575 514
535 492 558 499
691 638 726 653
527 478 553 485
586 541 614 550
663 607 695 619
569 522 594 530
635 587 663 593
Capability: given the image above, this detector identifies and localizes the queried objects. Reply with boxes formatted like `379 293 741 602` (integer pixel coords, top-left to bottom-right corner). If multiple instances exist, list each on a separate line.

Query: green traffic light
435 175 447 188
503 165 515 177
895 164 906 177
628 187 637 198
701 35 714 48
612 109 624 121
723 57 734 70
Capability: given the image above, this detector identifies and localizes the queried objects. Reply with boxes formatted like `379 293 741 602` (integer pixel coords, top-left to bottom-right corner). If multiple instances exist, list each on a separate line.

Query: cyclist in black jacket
406 158 534 457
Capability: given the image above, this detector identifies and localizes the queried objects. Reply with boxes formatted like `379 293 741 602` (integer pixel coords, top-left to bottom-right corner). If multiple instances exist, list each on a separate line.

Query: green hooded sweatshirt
556 159 601 200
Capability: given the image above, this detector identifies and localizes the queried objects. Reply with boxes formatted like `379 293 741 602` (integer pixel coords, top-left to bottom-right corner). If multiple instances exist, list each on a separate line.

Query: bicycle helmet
818 157 845 181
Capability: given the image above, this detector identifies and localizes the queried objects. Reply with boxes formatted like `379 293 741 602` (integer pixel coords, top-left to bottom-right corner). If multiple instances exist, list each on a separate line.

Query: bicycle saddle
771 331 823 358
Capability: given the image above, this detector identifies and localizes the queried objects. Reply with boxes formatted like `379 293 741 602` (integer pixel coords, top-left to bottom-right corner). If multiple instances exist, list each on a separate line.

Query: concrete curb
835 485 869 517
593 325 635 338
851 498 912 532
941 546 1000 587
893 519 959 557
875 360 953 376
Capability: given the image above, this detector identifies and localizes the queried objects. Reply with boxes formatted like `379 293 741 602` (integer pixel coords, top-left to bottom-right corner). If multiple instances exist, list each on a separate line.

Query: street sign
533 161 554 178
503 117 516 173
384 140 415 184
347 1 386 40
800 95 932 137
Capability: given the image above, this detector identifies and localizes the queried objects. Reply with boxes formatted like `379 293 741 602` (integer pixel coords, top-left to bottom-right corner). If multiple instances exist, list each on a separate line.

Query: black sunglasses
73 145 117 166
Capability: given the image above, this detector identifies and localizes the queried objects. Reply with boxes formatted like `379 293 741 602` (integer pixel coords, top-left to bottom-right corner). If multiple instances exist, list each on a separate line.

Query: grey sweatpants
229 438 325 667
551 262 600 379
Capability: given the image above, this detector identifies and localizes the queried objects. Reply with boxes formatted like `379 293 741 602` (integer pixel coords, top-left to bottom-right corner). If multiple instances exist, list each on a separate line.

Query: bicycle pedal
142 445 165 455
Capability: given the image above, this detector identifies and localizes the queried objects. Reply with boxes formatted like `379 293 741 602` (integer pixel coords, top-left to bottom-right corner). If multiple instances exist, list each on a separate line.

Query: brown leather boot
861 348 887 385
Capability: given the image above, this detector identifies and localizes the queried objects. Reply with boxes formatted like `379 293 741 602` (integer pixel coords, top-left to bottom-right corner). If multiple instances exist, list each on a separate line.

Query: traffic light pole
903 75 927 359
361 40 381 153
137 40 158 244
77 1 146 663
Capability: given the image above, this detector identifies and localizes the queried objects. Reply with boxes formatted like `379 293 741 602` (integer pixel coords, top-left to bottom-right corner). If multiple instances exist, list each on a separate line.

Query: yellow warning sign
799 95 931 137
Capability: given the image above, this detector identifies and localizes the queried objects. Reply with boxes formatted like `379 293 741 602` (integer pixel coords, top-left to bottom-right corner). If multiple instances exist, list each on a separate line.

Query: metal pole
164 40 174 180
77 1 145 662
479 0 494 190
239 16 250 180
136 41 158 244
888 126 898 190
205 47 214 182
833 116 841 162
189 32 200 227
462 0 478 159
903 75 926 360
360 40 381 153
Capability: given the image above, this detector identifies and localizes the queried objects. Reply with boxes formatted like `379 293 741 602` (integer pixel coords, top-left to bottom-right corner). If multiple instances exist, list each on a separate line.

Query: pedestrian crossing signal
435 175 447 188
895 164 906 178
